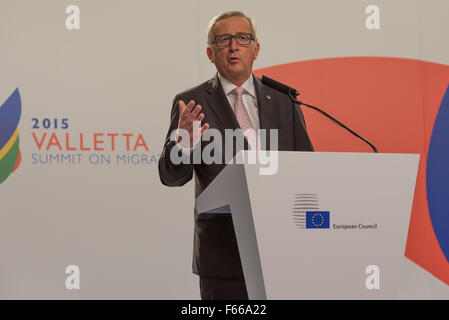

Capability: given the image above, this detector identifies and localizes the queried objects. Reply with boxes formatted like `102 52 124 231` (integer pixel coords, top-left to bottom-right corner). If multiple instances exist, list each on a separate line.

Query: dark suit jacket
158 74 314 278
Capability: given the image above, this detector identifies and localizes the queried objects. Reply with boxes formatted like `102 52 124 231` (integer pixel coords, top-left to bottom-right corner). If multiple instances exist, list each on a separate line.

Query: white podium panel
196 151 449 299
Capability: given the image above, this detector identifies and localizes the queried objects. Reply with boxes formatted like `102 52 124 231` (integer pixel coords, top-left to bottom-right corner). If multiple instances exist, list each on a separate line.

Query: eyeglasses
212 33 255 48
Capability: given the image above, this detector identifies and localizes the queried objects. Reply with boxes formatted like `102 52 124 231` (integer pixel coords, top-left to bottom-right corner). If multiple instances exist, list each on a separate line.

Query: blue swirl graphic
427 84 449 264
0 88 21 150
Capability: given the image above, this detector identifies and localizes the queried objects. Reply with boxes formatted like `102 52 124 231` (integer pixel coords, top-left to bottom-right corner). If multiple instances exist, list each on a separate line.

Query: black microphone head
262 75 300 97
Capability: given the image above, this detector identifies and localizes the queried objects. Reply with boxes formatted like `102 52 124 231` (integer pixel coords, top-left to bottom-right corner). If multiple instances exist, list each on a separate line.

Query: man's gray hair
207 11 258 46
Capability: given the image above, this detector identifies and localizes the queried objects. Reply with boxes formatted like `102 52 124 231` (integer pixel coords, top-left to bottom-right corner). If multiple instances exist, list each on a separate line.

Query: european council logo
0 89 22 184
292 193 330 229
306 211 330 229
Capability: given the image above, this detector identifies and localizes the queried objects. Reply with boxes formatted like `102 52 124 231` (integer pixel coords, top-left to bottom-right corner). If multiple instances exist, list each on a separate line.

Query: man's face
207 16 260 86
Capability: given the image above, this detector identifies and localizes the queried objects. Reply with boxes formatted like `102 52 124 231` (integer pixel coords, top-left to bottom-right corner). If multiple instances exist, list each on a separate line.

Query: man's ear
207 47 214 63
254 42 260 60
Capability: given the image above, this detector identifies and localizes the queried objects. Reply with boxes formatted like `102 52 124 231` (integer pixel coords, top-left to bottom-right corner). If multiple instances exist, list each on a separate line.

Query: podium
196 151 449 299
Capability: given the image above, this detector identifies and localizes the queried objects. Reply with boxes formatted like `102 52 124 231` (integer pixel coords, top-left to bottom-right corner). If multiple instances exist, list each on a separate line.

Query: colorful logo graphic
256 57 449 285
0 89 22 184
292 193 329 229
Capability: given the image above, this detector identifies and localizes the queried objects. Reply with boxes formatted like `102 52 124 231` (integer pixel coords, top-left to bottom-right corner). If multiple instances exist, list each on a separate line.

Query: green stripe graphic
0 136 19 184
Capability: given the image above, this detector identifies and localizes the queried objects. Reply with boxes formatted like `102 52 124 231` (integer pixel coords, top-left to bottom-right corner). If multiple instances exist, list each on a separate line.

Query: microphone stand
287 89 379 153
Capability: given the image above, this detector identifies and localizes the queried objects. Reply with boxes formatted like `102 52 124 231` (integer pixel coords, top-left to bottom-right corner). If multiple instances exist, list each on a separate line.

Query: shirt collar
218 73 256 98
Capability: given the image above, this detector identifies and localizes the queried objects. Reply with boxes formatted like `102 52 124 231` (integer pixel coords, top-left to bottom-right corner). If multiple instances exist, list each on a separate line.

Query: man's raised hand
177 100 209 149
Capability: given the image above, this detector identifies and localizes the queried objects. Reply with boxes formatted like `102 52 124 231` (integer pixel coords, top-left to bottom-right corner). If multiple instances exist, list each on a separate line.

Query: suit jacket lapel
254 75 277 150
204 74 240 131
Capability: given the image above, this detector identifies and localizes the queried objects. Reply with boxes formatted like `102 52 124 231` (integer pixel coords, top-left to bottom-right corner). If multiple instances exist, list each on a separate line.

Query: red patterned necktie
231 87 258 150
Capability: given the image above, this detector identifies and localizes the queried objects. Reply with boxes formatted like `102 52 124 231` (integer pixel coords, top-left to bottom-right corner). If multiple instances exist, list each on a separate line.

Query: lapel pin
266 94 271 100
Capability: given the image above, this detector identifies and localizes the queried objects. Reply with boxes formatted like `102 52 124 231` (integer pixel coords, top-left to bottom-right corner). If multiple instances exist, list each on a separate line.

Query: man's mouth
229 57 240 63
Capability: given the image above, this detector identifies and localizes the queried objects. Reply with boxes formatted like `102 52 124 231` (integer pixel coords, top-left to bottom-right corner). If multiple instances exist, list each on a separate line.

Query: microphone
261 75 300 97
261 75 378 153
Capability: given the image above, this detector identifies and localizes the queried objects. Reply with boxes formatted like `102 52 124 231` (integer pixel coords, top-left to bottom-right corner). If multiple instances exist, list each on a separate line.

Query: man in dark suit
158 11 313 300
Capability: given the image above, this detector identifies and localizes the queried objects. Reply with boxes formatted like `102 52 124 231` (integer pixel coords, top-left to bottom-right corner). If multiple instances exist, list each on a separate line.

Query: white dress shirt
218 73 260 130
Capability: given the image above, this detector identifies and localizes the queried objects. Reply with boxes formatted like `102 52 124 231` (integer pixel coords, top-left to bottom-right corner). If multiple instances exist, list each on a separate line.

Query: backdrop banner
0 0 448 299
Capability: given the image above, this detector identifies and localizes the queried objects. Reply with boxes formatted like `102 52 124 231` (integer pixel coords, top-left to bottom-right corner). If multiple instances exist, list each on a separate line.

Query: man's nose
229 37 239 51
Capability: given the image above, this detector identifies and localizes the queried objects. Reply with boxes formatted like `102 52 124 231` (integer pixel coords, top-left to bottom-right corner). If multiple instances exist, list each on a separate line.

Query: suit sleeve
293 101 314 151
158 95 194 186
